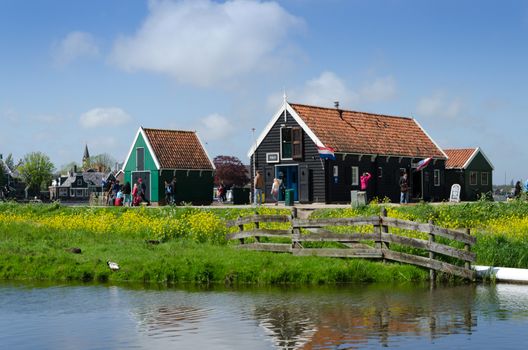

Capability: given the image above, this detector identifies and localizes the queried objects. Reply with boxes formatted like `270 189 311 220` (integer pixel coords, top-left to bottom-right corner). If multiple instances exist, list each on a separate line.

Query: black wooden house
248 102 448 203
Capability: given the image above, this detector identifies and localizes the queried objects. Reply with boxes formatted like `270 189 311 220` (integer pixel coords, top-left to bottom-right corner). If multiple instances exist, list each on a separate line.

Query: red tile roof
444 148 477 169
290 103 446 159
143 128 214 170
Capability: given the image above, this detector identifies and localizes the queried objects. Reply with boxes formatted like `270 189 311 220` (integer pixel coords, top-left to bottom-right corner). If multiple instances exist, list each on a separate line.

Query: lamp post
251 128 257 204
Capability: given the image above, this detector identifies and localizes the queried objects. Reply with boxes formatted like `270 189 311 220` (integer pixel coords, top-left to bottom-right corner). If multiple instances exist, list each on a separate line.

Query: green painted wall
463 152 493 200
160 169 214 205
123 132 160 202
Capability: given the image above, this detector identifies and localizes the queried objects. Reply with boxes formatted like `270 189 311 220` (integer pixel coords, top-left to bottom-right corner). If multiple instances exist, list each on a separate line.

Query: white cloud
111 0 302 87
268 72 396 109
79 108 131 128
359 75 397 102
416 91 464 119
196 113 233 141
53 31 99 65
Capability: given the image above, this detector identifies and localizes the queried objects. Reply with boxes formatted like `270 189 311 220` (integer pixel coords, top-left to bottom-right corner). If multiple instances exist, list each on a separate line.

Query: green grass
0 219 428 284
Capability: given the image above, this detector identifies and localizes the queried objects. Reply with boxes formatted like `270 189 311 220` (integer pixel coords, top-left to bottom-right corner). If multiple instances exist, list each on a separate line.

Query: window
333 165 338 177
136 147 145 171
77 179 82 186
280 127 292 159
481 172 489 186
70 189 74 197
292 127 303 160
351 166 359 186
378 167 383 178
434 169 440 186
470 171 478 185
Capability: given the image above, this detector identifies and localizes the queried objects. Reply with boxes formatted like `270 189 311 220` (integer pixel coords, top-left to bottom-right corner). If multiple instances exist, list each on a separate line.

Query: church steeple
82 144 90 171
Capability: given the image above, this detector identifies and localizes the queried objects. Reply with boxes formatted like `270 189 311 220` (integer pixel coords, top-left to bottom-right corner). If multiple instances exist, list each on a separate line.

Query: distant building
248 101 447 203
49 168 110 201
444 148 494 201
122 127 215 205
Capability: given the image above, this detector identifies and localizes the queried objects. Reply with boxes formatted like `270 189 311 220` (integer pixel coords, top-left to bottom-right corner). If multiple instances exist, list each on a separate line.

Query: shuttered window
292 127 303 160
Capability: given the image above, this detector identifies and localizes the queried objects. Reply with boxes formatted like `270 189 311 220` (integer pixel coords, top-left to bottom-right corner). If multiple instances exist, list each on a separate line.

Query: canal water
1 282 528 349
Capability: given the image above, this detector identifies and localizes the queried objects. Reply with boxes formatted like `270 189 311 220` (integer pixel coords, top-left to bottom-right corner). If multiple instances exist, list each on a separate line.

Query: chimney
334 101 343 119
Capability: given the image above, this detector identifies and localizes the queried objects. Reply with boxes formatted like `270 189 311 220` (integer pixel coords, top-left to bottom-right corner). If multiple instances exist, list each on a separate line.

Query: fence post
464 228 471 271
291 207 301 249
254 211 260 243
428 219 436 282
237 216 245 245
380 207 389 263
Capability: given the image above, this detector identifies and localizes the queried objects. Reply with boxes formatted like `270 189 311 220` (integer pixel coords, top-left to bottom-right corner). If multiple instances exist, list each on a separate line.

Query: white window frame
351 166 359 186
469 171 478 186
333 165 338 177
434 169 440 187
266 152 280 163
481 172 489 186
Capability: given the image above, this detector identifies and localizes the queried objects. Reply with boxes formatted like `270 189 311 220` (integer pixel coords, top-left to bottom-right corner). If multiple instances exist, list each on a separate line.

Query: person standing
123 181 131 206
254 170 264 205
514 181 522 199
271 178 280 206
399 172 409 204
164 180 172 205
360 172 372 203
132 182 140 206
138 178 150 206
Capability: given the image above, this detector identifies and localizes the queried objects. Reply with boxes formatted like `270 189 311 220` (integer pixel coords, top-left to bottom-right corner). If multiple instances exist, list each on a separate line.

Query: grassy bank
1 200 527 285
0 224 428 284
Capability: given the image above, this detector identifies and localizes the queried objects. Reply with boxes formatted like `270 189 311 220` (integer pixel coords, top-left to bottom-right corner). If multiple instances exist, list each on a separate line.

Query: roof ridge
143 127 196 133
289 102 412 120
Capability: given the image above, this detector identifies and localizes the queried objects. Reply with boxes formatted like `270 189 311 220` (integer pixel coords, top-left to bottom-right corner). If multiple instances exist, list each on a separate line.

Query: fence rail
225 208 476 280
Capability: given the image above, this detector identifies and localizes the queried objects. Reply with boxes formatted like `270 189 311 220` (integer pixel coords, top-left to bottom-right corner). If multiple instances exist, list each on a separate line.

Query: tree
0 161 5 188
59 161 80 174
4 153 15 170
213 155 250 187
89 153 116 172
18 152 55 193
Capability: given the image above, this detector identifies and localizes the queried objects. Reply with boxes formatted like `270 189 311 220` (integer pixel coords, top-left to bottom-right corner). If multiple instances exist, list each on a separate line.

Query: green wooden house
122 127 215 205
444 148 494 201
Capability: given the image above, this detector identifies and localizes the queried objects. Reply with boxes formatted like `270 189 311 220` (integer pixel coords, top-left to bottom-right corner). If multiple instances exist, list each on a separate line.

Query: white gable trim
122 127 161 171
247 102 324 158
462 147 495 170
195 132 216 170
412 118 449 160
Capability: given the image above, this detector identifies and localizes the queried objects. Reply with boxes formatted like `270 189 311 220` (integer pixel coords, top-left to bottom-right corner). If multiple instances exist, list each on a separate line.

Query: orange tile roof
290 103 446 159
444 148 477 169
143 128 214 170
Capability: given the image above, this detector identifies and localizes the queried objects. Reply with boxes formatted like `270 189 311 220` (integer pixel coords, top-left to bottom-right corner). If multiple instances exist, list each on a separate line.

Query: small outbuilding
444 148 494 201
122 127 215 205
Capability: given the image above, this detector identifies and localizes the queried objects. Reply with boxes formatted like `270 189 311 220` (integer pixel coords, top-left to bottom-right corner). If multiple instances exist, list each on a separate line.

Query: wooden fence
225 208 476 280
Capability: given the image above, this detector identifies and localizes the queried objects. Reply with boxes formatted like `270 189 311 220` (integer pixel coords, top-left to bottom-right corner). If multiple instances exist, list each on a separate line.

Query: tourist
514 181 522 199
132 182 140 206
138 178 150 206
164 180 173 205
360 171 372 201
271 178 280 206
114 189 124 206
399 172 409 204
254 170 264 205
217 182 225 203
122 181 131 206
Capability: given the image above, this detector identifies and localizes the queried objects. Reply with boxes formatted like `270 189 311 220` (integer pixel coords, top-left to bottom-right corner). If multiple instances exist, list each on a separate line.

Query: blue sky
1 0 527 184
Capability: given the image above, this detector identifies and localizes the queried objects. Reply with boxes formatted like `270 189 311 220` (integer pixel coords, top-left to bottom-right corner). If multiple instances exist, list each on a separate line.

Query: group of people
254 170 284 206
105 178 150 206
252 169 411 206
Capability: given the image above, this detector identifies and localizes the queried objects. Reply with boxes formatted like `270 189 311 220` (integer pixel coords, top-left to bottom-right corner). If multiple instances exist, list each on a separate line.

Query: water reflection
2 282 528 349
251 285 478 349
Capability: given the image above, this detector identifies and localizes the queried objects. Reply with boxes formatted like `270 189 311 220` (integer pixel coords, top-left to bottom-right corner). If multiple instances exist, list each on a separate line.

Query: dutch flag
415 157 432 171
317 146 336 160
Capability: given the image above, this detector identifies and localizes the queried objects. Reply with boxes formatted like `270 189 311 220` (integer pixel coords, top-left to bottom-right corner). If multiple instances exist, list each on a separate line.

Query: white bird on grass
107 261 120 271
